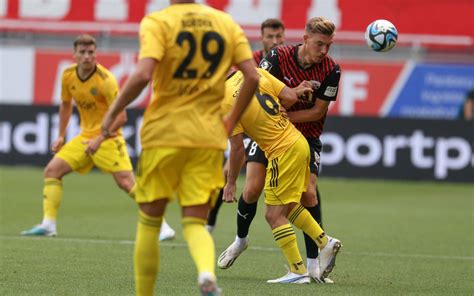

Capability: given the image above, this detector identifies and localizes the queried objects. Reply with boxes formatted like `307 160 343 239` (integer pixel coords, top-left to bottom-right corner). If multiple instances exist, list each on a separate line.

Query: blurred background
1 0 473 182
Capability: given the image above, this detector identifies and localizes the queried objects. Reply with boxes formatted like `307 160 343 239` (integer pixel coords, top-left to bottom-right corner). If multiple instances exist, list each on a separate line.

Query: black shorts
244 139 268 167
307 137 322 176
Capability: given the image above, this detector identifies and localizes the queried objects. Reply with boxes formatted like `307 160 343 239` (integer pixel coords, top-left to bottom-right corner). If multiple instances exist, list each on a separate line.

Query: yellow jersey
223 69 302 160
138 3 253 150
61 63 119 138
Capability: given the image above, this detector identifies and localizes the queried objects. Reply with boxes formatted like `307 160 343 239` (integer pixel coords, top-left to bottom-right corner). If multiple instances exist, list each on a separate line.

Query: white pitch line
1 235 473 261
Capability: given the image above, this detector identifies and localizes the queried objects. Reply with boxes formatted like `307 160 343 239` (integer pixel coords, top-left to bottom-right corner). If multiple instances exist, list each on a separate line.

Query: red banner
2 0 473 46
328 61 404 116
27 49 404 117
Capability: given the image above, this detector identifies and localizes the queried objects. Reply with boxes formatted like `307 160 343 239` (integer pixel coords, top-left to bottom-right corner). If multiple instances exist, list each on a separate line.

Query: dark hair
305 17 335 36
261 18 285 35
73 34 97 50
467 89 474 101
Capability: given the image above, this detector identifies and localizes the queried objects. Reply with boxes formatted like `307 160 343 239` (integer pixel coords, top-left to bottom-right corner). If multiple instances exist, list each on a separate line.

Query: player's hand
279 106 288 117
51 137 65 153
223 182 237 203
295 80 314 98
84 135 105 155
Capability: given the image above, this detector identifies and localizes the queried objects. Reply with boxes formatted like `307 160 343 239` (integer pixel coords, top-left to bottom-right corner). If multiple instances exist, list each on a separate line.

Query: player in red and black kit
206 18 285 233
260 16 340 283
218 17 340 284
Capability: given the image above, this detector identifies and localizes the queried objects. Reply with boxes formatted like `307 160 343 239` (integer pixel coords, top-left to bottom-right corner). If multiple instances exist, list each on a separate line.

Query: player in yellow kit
21 34 135 237
221 68 342 283
101 1 258 295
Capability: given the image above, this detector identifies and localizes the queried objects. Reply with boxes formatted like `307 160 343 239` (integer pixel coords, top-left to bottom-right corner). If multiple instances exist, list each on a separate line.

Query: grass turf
0 165 473 295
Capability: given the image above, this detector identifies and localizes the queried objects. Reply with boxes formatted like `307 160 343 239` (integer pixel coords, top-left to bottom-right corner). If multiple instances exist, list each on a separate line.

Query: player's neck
77 65 96 81
297 45 313 69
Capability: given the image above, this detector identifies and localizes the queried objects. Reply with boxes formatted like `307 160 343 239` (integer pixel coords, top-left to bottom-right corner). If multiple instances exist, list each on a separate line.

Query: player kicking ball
220 68 342 283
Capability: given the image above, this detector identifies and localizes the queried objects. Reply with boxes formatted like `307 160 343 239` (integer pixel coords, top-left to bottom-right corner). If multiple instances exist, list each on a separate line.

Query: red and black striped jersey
253 49 265 65
259 44 341 138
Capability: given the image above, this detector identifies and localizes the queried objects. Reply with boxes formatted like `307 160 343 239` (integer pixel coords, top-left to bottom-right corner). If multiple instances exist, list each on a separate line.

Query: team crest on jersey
259 59 273 71
324 86 338 97
90 87 98 96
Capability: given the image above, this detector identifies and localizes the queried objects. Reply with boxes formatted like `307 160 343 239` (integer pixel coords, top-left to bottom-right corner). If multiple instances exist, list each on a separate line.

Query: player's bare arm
223 59 259 135
223 133 246 203
278 81 314 109
102 58 157 134
51 100 73 153
287 98 330 123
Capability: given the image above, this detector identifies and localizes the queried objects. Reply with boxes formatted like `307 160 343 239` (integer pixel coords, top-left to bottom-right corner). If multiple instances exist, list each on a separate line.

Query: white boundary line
1 235 473 261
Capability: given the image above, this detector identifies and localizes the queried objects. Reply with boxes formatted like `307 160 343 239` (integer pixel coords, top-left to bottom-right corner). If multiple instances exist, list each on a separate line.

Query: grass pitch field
1 165 473 295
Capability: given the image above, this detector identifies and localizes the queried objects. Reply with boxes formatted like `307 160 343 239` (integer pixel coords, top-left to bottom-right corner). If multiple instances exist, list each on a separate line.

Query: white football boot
267 270 310 284
217 236 249 269
20 224 57 237
318 236 342 279
307 258 334 283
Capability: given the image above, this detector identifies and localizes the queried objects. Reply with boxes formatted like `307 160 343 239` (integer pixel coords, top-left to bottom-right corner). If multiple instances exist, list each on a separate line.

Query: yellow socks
43 178 63 220
272 224 306 274
134 211 162 296
288 204 328 248
182 217 215 276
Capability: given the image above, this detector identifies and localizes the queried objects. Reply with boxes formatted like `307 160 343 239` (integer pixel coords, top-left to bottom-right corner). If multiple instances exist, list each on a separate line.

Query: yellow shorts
264 136 310 205
134 147 224 207
55 135 133 174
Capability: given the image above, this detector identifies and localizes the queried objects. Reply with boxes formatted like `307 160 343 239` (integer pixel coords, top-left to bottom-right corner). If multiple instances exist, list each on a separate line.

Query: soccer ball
364 19 398 52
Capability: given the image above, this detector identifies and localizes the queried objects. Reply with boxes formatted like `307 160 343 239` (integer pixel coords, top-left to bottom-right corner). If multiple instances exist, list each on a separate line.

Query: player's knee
264 210 275 225
43 162 62 179
243 186 262 203
301 190 318 207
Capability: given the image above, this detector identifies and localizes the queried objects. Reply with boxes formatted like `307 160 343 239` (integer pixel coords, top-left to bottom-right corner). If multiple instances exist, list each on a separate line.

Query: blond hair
305 17 335 36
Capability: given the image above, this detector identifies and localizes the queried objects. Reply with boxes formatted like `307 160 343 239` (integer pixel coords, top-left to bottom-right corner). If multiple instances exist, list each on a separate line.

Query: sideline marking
1 235 473 261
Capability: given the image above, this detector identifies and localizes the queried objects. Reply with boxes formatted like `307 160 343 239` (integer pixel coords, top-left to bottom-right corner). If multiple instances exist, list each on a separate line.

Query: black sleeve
259 48 282 80
314 64 341 102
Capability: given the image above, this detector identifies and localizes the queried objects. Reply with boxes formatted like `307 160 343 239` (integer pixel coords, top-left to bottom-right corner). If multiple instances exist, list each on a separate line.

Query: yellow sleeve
61 70 72 103
103 75 119 105
138 15 166 61
230 20 253 65
231 121 244 136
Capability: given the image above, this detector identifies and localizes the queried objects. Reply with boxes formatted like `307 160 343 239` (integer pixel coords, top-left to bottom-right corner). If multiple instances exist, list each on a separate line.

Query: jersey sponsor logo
283 76 293 83
90 87 98 96
76 100 97 111
324 86 338 97
259 59 273 71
